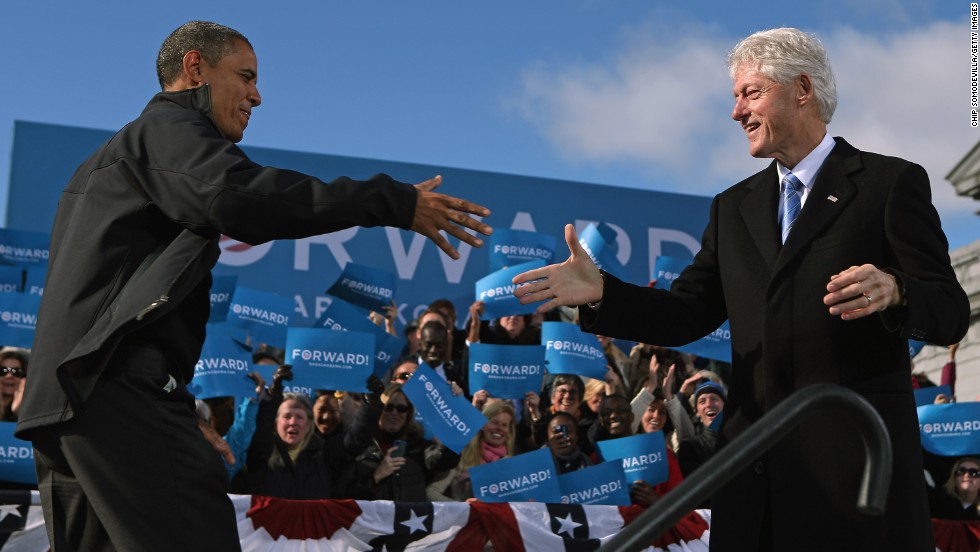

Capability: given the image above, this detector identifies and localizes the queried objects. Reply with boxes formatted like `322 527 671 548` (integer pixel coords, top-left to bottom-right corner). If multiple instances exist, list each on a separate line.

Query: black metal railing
601 383 893 551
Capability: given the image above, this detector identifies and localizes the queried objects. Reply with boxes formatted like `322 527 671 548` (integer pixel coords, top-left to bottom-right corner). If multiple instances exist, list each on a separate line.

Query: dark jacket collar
142 83 213 120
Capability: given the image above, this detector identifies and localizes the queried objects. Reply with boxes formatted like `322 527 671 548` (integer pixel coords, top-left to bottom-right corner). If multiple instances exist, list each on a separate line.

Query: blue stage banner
470 448 562 503
0 422 36 484
915 385 953 407
542 322 607 380
313 297 399 376
909 340 927 358
0 292 40 348
672 320 732 364
476 260 546 319
596 431 669 486
918 402 980 456
208 275 238 323
488 228 556 273
578 223 627 281
0 228 50 268
0 266 22 294
226 286 293 349
468 343 546 399
24 267 45 297
652 256 691 290
188 333 256 400
401 364 487 453
326 262 397 313
558 460 631 506
286 327 374 393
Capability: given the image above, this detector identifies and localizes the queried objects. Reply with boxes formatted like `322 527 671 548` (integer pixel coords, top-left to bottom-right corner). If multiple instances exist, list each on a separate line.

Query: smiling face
641 400 667 433
419 324 448 367
0 357 24 397
197 39 261 143
313 394 342 436
381 392 410 434
696 392 724 427
276 399 312 450
731 65 818 168
598 396 633 436
482 411 513 448
551 383 581 414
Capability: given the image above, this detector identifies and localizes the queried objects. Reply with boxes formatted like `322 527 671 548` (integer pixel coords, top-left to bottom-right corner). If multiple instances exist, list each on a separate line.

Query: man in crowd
17 21 491 551
514 27 968 550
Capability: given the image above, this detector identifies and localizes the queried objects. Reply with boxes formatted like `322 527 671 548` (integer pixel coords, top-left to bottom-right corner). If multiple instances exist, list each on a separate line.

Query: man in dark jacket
514 27 968 551
18 21 491 551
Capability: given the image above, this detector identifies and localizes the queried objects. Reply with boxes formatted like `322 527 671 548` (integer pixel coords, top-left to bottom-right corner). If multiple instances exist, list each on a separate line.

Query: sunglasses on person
0 366 25 378
956 466 980 479
394 373 412 381
384 403 410 413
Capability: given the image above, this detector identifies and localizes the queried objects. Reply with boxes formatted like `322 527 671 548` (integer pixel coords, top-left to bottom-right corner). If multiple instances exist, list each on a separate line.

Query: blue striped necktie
779 172 804 244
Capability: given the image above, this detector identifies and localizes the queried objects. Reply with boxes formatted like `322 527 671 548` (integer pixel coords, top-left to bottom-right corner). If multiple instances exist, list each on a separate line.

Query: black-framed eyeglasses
0 366 25 378
956 467 980 479
384 403 410 413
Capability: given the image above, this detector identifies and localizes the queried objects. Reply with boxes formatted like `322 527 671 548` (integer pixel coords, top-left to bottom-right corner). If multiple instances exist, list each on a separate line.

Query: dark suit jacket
581 138 969 551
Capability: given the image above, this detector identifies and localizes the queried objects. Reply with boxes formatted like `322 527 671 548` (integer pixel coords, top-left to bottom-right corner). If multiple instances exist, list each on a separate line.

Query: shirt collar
776 133 836 191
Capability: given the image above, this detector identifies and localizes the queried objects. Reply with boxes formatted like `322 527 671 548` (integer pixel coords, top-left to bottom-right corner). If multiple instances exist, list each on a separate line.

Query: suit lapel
738 163 780 270
771 138 861 281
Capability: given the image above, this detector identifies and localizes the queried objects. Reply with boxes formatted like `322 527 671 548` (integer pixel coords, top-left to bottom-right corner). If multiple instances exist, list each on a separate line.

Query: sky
0 0 976 249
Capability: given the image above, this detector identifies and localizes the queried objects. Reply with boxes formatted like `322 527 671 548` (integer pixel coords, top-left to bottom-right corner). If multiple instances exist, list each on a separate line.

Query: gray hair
156 21 251 90
727 28 837 124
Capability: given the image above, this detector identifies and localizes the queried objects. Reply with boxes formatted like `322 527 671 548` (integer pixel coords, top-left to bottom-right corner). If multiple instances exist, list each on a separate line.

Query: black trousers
31 343 240 551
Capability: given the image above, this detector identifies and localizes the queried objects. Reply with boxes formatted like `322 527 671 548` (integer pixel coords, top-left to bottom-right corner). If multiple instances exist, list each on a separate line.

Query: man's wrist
585 271 606 310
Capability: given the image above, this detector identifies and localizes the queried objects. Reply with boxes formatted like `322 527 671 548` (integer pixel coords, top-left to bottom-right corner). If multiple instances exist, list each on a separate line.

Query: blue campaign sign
652 256 691 290
0 228 50 268
0 422 36 484
541 321 607 380
672 320 732 364
468 343 546 399
578 223 627 281
401 364 487 453
918 402 980 456
226 286 293 349
188 333 256 400
286 327 375 393
313 297 399 376
488 228 556 273
326 262 397 313
0 292 40 348
24 266 45 297
0 266 22 294
596 431 670 486
208 275 238 323
475 260 546 319
375 333 406 378
9 121 713 340
915 385 953 407
558 461 631 506
471 448 562 503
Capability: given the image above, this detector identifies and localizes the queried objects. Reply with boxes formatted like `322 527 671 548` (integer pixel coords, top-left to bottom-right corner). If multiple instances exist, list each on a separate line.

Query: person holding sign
426 402 516 502
244 366 386 500
346 383 459 502
513 27 968 550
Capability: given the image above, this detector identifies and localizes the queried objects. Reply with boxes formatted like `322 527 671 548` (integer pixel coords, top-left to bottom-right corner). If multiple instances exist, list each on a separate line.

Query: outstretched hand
412 176 493 260
512 224 603 313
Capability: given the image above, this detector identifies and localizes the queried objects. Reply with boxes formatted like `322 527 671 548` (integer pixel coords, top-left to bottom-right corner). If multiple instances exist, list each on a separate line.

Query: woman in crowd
0 348 27 422
466 301 540 346
929 457 980 520
244 367 383 499
427 401 516 501
347 383 458 502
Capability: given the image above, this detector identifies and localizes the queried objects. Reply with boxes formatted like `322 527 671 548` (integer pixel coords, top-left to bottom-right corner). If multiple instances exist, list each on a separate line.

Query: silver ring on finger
863 293 872 305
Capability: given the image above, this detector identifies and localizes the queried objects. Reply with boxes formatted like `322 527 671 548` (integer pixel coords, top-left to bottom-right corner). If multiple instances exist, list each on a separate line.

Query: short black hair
156 21 251 89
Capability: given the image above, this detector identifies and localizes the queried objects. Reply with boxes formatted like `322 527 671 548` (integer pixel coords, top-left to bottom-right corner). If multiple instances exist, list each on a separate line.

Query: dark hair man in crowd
514 27 968 550
16 21 491 551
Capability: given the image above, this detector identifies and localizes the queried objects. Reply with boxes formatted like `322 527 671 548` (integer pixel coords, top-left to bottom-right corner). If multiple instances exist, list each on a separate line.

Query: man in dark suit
514 27 968 550
18 21 491 551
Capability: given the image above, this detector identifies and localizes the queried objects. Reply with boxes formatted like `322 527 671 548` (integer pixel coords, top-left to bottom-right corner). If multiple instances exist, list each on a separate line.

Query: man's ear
797 73 814 106
165 50 206 91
